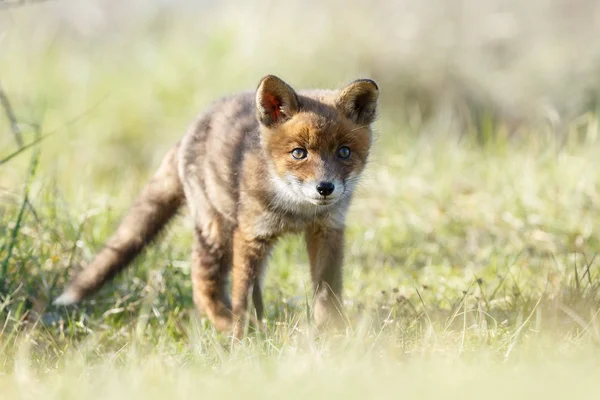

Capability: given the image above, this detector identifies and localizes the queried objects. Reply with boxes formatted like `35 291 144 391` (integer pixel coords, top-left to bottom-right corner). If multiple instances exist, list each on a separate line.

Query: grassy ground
2 2 600 399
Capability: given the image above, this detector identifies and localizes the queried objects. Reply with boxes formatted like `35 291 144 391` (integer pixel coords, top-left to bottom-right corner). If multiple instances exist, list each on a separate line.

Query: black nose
316 181 335 196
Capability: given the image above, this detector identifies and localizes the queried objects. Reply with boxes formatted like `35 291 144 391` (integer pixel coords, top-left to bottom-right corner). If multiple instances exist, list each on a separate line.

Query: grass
2 2 600 399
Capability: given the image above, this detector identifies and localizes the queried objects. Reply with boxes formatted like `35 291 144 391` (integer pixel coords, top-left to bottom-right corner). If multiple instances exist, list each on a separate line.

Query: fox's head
256 75 378 211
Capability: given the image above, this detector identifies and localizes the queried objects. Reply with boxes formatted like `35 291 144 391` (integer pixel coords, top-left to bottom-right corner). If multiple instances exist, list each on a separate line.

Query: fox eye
337 146 351 159
291 148 308 160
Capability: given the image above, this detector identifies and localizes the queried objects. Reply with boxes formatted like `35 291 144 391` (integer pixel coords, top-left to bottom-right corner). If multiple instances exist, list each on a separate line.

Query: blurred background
3 0 600 167
3 0 600 178
2 0 600 341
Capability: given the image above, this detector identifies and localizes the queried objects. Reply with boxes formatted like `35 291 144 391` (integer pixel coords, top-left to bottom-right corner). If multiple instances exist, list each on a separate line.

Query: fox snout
316 181 335 196
298 177 345 205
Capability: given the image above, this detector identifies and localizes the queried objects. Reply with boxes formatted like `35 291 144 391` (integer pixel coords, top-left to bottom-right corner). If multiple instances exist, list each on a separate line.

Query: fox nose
316 181 335 196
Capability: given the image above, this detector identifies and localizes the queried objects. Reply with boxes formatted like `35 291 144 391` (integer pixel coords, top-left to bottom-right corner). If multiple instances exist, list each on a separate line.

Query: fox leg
252 274 265 323
231 229 272 339
190 218 233 332
305 225 346 328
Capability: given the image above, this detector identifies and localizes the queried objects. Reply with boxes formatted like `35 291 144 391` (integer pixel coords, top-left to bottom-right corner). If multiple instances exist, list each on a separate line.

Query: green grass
2 2 600 399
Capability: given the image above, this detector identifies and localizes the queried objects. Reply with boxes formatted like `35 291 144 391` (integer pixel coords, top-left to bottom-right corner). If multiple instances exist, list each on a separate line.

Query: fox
54 75 379 338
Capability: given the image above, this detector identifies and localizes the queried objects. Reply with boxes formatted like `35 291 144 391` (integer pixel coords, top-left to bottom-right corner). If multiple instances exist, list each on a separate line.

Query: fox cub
55 75 379 338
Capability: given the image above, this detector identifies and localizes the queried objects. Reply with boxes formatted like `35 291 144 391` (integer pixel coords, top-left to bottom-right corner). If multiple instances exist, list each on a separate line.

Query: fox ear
336 79 379 125
256 75 300 127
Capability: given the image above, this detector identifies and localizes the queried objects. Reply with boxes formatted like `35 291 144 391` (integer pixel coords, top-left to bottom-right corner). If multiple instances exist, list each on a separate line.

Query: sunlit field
2 1 600 398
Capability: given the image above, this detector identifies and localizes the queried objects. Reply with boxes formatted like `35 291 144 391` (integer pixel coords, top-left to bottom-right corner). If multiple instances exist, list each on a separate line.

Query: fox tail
53 144 184 306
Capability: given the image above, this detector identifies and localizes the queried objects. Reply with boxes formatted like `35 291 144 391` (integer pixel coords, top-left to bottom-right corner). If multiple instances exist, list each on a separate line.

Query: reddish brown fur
55 75 379 339
265 114 371 182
